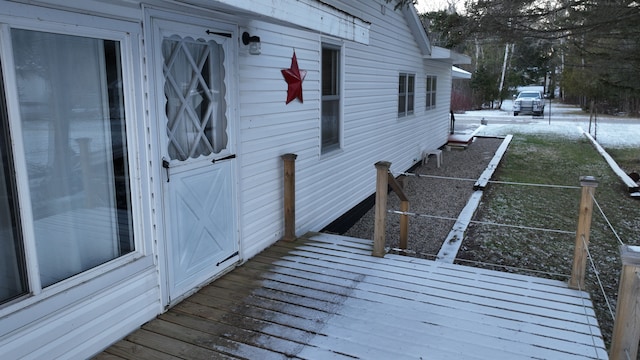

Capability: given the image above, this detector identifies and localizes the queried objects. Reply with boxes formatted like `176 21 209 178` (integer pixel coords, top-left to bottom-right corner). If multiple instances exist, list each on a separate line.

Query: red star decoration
281 51 307 104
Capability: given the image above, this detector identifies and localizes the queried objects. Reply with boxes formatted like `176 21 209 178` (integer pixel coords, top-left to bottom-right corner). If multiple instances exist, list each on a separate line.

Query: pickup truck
513 90 545 116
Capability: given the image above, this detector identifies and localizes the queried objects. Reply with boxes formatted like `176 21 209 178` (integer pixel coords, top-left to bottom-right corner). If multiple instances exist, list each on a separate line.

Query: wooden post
387 173 410 253
373 161 391 257
610 245 640 360
282 153 297 242
569 176 598 290
399 200 409 252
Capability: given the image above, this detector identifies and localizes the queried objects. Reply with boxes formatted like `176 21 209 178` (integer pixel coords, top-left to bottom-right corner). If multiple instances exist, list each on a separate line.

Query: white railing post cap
620 245 640 266
579 176 598 187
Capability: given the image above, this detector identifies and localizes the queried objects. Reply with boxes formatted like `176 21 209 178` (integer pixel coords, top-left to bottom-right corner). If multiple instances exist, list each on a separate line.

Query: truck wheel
514 112 519 116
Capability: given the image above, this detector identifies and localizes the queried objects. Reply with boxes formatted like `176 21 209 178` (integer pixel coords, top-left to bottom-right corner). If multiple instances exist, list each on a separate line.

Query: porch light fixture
242 31 261 55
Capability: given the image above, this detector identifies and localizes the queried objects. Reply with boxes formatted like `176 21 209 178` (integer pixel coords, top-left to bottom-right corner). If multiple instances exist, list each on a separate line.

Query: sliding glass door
0 61 26 304
0 27 135 302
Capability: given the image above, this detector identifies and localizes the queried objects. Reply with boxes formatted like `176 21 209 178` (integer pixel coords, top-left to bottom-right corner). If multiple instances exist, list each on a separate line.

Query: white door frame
144 7 241 307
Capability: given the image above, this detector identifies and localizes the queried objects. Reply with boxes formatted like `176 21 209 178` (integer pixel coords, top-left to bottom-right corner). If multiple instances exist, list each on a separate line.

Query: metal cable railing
388 209 576 235
375 169 638 359
592 194 625 247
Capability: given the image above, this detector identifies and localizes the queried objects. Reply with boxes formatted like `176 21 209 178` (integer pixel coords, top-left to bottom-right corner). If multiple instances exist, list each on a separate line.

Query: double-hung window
426 75 437 110
0 27 135 304
398 73 415 117
321 43 341 153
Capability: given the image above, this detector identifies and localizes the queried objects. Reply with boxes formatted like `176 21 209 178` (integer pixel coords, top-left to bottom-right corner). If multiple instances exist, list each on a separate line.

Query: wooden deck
96 233 608 360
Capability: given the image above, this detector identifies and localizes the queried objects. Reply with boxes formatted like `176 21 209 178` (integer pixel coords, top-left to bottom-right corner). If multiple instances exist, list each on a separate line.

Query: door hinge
206 30 232 38
216 251 239 266
162 158 170 182
212 154 236 163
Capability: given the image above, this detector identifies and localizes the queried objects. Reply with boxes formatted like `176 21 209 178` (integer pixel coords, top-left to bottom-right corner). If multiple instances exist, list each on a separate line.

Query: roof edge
426 46 471 65
452 66 472 79
212 0 370 44
401 3 432 56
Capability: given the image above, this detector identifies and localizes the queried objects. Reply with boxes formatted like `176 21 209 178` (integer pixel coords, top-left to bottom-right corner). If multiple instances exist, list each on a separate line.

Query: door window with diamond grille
162 35 228 161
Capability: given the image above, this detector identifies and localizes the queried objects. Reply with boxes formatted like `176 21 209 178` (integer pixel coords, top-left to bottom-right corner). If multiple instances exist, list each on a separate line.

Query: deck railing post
399 200 409 251
282 153 298 242
569 176 598 290
387 173 409 253
610 245 640 360
373 161 391 257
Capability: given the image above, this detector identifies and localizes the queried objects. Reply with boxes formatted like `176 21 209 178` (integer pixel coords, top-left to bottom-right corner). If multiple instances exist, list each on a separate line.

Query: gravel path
344 137 505 257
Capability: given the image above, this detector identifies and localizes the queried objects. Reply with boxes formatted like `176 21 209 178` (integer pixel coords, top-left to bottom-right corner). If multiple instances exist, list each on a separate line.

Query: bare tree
465 0 640 113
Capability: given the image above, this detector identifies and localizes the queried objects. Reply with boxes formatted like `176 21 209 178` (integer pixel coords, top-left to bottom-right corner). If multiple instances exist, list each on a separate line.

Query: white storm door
153 17 238 303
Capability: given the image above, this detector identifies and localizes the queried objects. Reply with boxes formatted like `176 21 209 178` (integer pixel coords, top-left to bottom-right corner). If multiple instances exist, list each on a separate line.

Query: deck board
248 255 599 343
98 233 608 359
266 246 592 308
244 256 601 348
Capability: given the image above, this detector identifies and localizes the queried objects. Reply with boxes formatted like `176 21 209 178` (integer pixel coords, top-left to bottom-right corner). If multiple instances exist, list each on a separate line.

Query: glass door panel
0 61 27 304
162 35 228 161
12 29 134 287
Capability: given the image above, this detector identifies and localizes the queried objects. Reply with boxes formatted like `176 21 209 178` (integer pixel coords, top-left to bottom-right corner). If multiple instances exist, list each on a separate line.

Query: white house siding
237 0 455 259
0 264 159 359
425 59 455 135
237 20 321 259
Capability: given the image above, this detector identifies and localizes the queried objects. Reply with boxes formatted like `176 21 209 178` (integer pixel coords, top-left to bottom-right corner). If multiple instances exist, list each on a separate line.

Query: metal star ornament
281 51 307 104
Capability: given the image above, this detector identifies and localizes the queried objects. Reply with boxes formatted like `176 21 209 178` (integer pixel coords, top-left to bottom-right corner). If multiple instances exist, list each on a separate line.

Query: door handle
211 154 236 163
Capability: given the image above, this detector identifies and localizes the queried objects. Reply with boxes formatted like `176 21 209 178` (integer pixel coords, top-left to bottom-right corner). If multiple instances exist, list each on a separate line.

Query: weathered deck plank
98 233 608 359
241 256 601 357
246 255 601 344
99 339 180 360
269 245 594 319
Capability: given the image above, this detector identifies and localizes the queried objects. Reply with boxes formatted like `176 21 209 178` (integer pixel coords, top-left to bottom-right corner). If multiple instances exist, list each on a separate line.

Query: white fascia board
212 0 370 44
426 46 471 65
452 66 472 79
401 3 431 56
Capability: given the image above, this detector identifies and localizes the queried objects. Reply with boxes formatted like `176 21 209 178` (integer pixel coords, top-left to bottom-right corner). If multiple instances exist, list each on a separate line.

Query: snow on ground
454 100 640 148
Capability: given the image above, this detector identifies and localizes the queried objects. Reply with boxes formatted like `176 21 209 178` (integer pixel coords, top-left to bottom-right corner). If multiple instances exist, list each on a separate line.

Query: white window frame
426 75 437 110
0 9 149 314
398 72 415 117
320 39 343 154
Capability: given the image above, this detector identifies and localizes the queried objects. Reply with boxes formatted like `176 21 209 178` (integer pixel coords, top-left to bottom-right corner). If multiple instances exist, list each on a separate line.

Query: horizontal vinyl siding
0 262 159 359
238 20 320 258
425 59 455 139
237 0 454 259
308 0 434 224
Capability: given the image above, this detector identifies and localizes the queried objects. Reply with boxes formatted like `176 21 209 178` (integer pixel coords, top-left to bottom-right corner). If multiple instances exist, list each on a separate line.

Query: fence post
282 153 297 242
610 245 640 360
399 200 409 252
569 176 598 290
373 161 391 257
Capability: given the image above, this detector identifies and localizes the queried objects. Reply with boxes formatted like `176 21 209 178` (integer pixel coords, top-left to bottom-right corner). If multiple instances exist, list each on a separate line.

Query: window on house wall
321 44 341 153
0 28 135 301
426 75 437 110
398 73 415 117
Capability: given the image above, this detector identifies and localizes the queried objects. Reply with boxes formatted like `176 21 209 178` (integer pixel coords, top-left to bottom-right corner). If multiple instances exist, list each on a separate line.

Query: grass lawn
457 134 640 350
